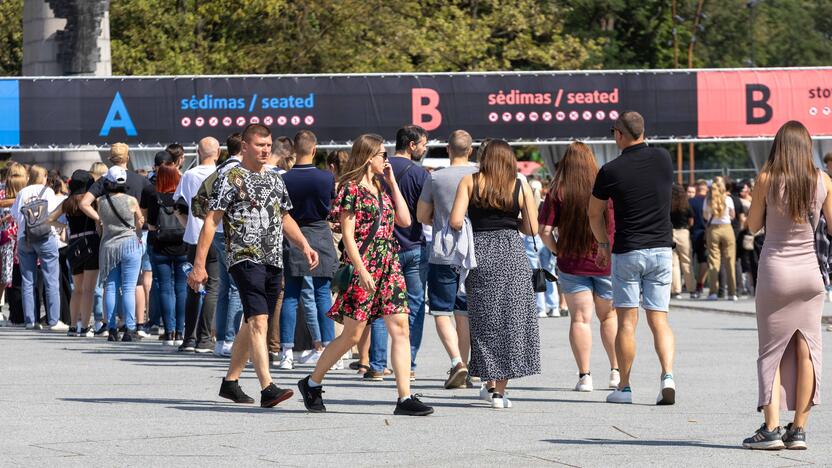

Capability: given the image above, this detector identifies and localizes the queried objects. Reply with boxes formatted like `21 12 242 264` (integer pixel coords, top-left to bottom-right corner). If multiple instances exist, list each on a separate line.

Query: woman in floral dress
0 163 27 304
297 133 434 417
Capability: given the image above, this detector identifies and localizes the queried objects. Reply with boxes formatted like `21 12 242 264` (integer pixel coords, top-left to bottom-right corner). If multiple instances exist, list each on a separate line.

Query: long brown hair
671 184 689 213
762 120 816 223
552 142 598 256
473 139 516 211
338 134 384 191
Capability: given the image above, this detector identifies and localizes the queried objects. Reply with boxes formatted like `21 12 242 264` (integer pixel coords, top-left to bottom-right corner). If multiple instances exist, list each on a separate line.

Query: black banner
7 72 698 148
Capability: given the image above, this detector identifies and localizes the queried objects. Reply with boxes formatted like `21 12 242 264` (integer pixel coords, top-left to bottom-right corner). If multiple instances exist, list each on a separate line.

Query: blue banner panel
0 80 20 146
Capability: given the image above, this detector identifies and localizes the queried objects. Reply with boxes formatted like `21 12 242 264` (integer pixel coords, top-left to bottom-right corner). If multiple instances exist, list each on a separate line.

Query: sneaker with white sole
606 387 633 404
656 373 676 405
214 341 224 356
609 369 621 389
491 393 512 409
49 321 70 332
220 341 233 357
479 383 495 402
330 359 345 371
278 356 294 370
742 423 785 450
537 309 548 318
298 350 322 365
575 374 593 392
137 329 150 338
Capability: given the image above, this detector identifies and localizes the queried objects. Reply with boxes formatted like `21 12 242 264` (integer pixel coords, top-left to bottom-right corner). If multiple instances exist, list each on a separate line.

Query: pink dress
755 172 825 411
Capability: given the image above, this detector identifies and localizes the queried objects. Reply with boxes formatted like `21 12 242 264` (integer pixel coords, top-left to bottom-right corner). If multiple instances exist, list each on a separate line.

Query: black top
729 193 745 235
469 177 521 232
386 157 429 251
670 205 693 230
592 143 674 254
281 164 336 226
66 211 96 237
146 192 187 256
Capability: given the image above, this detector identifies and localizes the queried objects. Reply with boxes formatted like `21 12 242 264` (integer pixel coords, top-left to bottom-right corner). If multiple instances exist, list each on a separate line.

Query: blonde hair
28 165 48 186
5 162 28 199
708 176 727 219
90 162 107 180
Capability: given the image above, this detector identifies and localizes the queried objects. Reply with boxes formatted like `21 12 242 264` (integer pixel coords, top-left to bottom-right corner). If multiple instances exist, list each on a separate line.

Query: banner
0 67 830 149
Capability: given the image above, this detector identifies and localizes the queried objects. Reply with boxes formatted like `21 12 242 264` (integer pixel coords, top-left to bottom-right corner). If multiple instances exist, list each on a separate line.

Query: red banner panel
697 69 832 138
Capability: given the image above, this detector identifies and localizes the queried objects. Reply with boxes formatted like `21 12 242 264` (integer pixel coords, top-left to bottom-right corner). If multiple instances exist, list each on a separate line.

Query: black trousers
183 243 218 346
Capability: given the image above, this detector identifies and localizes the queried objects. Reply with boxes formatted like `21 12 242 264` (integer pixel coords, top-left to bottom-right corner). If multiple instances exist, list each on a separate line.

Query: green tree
0 0 23 76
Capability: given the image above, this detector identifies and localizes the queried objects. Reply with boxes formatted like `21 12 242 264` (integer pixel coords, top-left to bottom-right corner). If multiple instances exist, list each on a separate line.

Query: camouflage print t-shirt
209 166 292 268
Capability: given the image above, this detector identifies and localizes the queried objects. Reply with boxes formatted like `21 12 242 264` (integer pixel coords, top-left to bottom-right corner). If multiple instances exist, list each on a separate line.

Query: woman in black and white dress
449 139 541 409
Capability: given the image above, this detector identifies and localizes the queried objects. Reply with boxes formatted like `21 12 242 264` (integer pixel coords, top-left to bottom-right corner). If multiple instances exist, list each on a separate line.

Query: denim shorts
427 263 467 316
140 231 152 272
611 247 672 312
557 271 613 300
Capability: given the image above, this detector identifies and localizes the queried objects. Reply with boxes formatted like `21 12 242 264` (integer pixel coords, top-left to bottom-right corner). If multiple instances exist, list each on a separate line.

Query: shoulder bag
331 190 384 293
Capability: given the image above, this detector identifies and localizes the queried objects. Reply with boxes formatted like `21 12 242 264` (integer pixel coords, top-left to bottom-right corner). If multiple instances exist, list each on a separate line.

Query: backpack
155 194 185 243
191 158 240 220
21 186 52 244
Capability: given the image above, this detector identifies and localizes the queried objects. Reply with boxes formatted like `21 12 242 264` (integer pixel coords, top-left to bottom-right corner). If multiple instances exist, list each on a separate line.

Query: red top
538 192 615 276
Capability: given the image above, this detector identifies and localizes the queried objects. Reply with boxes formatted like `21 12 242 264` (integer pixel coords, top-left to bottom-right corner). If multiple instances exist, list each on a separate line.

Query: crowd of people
0 113 826 449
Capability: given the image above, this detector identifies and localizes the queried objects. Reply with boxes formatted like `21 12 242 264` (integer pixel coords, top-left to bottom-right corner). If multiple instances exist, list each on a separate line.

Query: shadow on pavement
543 438 742 450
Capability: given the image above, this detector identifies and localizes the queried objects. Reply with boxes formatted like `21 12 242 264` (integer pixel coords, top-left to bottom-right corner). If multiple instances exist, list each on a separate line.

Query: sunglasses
375 150 388 160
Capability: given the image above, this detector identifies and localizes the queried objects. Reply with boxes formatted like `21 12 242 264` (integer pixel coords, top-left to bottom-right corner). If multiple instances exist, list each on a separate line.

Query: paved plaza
1 306 831 467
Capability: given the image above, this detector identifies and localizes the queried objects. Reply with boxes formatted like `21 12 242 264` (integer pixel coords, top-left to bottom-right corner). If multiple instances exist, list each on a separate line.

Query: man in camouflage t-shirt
188 124 319 408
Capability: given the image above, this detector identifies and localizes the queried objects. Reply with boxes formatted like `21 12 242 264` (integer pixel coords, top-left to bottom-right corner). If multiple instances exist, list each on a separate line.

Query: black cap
154 150 174 167
68 169 94 196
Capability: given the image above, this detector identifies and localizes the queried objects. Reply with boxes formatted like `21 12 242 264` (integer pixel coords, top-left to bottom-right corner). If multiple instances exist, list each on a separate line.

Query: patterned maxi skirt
465 229 541 381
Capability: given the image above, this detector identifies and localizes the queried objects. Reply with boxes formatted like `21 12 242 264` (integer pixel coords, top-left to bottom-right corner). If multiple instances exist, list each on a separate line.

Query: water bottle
182 263 207 296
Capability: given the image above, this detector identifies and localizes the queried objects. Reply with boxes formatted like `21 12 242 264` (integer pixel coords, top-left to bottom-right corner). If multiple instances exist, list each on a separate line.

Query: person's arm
186 210 223 291
340 208 376 294
588 195 610 268
130 197 144 237
382 165 411 228
728 197 736 220
449 175 473 231
747 172 768 234
79 192 99 223
416 199 433 226
0 199 14 209
282 212 319 270
518 180 538 236
823 173 832 236
47 205 66 228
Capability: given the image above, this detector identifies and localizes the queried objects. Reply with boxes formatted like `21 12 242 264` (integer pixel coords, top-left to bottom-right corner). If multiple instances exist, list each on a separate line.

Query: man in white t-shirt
173 137 220 353
11 165 69 331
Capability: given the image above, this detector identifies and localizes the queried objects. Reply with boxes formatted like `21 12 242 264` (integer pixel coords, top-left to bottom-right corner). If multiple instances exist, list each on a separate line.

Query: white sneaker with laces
575 374 593 392
299 350 322 365
278 356 294 370
479 384 494 402
220 341 233 357
606 388 633 404
609 370 621 389
84 328 94 338
537 309 548 318
137 329 150 338
656 374 676 405
49 321 69 332
491 394 512 409
213 341 224 356
730 295 739 302
331 358 345 371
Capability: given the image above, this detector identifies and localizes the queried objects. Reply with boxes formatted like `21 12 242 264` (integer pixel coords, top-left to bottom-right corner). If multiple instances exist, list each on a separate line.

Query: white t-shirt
11 184 60 240
174 164 216 244
703 195 735 225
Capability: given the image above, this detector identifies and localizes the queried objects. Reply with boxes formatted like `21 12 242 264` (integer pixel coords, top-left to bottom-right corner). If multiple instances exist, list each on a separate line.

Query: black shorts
693 235 708 264
229 260 282 321
71 253 100 276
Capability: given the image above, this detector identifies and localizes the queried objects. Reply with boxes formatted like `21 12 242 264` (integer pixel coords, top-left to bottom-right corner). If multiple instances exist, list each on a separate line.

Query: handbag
331 190 383 294
67 233 99 271
519 183 552 293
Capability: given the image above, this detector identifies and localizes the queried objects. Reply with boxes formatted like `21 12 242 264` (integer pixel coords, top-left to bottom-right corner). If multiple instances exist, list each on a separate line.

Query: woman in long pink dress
743 121 832 450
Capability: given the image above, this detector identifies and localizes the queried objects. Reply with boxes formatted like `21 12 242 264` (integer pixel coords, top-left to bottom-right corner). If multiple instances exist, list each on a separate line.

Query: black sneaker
297 376 326 413
260 382 294 408
218 379 254 404
742 423 785 450
178 340 196 352
121 330 134 342
94 324 109 337
66 329 77 337
782 423 807 450
393 395 434 416
161 332 175 346
107 329 119 342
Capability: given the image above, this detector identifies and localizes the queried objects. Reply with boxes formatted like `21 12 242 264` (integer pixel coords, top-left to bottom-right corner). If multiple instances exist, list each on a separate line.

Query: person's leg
119 250 142 331
298 276 324 349
279 275 302 356
173 256 188 335
566 290 595 374
400 247 427 370
36 237 62 326
642 248 675 377
93 282 103 325
183 245 199 345
70 273 83 328
615 307 639 388
245 315 273 389
18 245 37 325
706 227 722 295
455 314 470 364
310 317 367 384
313 277 334 346
211 232 230 343
721 228 737 296
104 265 121 330
384 313 413 399
226 320 252 379
368 317 388 372
676 230 695 294
671 231 682 295
594 294 618 370
80 270 97 329
267 279 283 355
428 264 462 362
645 311 675 376
195 248 218 347
763 366 782 430
792 332 815 428
151 251 175 334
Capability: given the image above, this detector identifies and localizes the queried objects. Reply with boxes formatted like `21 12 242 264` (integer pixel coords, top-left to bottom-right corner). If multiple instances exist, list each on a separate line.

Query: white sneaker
84 328 94 338
298 350 322 365
606 388 633 404
609 370 621 389
220 341 233 357
49 321 69 332
706 293 718 301
137 329 150 338
331 358 345 371
730 295 739 302
575 374 593 392
657 374 676 405
163 336 175 346
479 383 494 402
213 341 224 356
173 339 184 346
25 323 36 330
491 394 512 409
278 356 294 370
537 309 548 318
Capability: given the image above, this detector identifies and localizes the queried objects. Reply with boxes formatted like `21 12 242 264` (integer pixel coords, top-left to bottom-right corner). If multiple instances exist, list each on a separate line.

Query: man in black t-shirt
589 111 677 406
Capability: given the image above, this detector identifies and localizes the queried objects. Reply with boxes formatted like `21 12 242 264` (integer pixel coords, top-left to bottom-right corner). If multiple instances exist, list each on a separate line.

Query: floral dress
327 182 407 322
0 186 17 287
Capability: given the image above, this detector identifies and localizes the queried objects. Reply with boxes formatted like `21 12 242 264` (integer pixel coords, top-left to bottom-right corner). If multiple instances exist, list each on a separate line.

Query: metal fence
674 168 758 182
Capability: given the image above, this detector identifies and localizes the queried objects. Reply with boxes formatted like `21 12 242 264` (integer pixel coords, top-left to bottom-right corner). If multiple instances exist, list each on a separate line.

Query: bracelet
597 242 610 249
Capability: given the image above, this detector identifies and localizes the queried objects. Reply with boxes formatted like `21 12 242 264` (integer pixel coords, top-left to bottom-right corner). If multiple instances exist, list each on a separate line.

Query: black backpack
21 186 52 245
155 194 185 244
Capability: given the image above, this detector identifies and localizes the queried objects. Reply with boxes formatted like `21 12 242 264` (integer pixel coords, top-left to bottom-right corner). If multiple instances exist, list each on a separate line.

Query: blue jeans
369 318 388 372
279 276 334 347
104 240 142 331
149 248 187 334
212 231 243 342
19 236 61 326
93 283 103 323
401 246 428 370
539 245 559 309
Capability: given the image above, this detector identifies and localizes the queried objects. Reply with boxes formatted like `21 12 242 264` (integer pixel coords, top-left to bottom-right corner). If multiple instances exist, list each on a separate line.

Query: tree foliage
0 0 23 76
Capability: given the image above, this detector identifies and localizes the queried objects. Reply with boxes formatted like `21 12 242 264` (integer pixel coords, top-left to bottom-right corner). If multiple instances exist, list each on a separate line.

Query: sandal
354 364 371 374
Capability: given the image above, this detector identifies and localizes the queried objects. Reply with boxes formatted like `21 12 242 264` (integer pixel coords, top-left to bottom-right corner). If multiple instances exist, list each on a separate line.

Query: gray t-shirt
419 163 478 264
